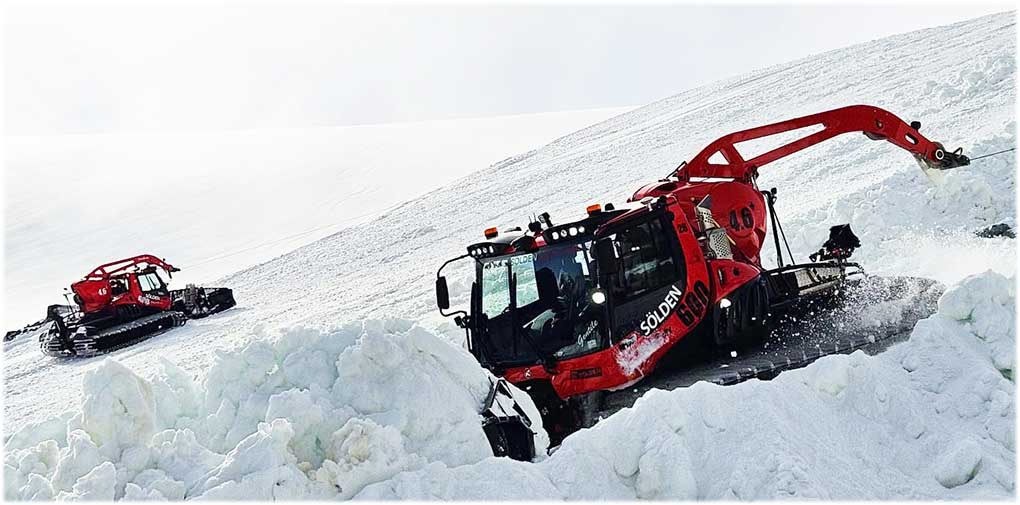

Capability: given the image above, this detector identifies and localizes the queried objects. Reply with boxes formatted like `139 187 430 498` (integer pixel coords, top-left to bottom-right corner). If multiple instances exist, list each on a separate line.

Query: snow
4 320 548 500
3 107 632 328
3 12 1016 501
358 271 1016 499
615 332 667 376
933 438 984 489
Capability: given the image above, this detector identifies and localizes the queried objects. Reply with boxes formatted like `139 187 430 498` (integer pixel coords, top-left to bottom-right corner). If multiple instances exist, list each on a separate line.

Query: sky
4 3 1012 136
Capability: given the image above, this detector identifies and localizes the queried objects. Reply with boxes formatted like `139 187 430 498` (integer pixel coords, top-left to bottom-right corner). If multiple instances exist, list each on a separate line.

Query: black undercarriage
572 274 941 442
39 286 235 358
519 262 941 449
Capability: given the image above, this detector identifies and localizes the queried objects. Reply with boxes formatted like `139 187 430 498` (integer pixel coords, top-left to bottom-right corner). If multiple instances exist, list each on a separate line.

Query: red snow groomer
41 255 235 357
435 105 969 454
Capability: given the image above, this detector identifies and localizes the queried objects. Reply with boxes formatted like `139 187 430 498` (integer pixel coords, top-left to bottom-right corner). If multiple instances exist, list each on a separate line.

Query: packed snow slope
3 107 631 327
4 12 1016 500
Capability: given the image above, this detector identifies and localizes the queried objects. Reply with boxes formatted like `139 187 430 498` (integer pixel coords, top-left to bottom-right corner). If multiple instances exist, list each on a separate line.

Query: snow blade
809 224 861 262
481 378 537 461
5 305 70 342
171 285 236 318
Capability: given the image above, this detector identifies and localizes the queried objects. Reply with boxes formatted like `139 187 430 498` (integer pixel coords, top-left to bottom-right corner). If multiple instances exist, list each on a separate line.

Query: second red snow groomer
41 254 236 357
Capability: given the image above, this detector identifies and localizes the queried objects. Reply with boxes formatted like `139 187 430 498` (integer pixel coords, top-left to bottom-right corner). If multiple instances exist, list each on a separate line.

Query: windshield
478 239 606 363
137 272 165 293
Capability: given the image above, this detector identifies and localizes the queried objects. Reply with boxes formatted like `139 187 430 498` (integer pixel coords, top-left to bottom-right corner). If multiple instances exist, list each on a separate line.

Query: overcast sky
4 3 1011 135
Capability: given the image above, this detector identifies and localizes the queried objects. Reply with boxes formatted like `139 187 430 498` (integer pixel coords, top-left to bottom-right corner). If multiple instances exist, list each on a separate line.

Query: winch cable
755 179 797 267
774 207 796 264
757 146 1015 267
967 147 1015 162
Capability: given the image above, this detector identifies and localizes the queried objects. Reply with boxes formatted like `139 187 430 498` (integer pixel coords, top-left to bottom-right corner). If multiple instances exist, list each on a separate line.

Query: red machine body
629 104 964 266
499 202 716 397
70 255 178 314
507 105 964 398
437 105 967 441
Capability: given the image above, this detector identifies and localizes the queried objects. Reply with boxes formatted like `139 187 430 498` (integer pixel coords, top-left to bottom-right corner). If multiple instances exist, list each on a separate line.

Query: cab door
135 271 173 309
595 205 713 372
601 213 687 342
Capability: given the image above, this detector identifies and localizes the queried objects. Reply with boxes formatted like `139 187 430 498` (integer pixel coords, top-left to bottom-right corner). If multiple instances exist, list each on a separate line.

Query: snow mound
358 271 1015 500
4 320 548 500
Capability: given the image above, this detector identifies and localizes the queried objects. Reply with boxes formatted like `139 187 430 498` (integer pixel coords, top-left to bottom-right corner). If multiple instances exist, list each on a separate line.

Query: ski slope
3 107 631 328
3 12 1016 500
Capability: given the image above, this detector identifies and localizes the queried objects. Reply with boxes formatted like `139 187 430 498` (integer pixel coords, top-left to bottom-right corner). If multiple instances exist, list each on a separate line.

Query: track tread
596 275 942 418
40 311 186 358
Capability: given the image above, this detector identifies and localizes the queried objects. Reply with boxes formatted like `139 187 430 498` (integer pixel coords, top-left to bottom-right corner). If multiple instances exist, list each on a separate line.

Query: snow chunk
5 412 75 453
933 438 983 488
75 360 157 459
57 461 116 501
313 418 424 499
124 469 186 500
49 431 104 494
3 319 546 501
18 473 55 501
148 428 224 491
193 418 312 499
936 270 1015 379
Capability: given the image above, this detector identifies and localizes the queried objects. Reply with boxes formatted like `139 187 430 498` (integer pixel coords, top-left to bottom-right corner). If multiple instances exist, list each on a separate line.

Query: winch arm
675 104 970 182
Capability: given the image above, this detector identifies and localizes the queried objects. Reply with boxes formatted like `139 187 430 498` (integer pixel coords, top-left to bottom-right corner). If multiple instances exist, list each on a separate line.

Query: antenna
667 161 687 180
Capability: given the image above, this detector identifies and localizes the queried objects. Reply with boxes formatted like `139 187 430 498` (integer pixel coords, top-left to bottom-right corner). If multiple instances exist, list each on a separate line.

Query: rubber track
598 275 942 417
40 311 186 358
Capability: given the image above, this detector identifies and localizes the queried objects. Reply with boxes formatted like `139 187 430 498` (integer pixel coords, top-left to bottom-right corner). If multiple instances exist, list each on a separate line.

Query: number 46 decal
728 206 755 231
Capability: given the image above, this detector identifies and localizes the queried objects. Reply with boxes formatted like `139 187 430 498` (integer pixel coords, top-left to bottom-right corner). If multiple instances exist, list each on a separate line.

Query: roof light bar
542 222 594 244
467 241 510 259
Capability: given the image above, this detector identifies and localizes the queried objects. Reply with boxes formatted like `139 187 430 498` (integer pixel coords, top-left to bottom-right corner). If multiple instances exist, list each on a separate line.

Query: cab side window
110 278 129 295
610 217 683 304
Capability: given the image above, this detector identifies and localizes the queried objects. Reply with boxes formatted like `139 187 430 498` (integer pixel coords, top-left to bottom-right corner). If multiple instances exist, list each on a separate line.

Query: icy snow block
933 439 983 488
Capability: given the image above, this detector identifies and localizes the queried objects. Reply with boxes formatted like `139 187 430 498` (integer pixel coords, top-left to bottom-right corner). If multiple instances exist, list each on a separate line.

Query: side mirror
594 239 619 275
436 277 451 310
